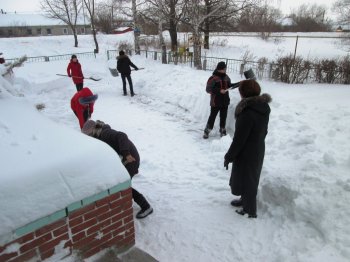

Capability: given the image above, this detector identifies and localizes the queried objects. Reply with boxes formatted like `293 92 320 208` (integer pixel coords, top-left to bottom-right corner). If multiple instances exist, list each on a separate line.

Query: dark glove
68 75 71 77
224 159 229 170
135 68 139 71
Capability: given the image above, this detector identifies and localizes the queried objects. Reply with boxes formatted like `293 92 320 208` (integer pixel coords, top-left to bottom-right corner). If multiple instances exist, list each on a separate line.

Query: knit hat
239 79 261 98
119 50 125 56
71 54 77 59
82 120 96 136
216 61 226 70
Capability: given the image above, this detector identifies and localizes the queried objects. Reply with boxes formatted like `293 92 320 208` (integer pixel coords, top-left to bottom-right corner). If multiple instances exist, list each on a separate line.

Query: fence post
168 51 172 63
269 64 273 79
154 51 157 60
45 56 49 62
203 59 207 71
240 64 244 76
146 50 148 59
107 50 110 60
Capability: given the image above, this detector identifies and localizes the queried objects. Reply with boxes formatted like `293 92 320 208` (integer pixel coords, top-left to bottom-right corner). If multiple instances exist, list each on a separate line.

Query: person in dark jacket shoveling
117 50 139 96
82 120 153 219
224 79 271 218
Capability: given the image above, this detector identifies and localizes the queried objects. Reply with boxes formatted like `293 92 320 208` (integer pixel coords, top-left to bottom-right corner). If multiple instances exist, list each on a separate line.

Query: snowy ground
1 34 350 261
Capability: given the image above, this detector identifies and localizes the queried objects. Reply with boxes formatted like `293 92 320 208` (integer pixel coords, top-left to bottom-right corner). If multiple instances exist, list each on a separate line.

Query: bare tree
83 0 99 53
113 0 143 54
202 0 259 49
237 3 282 36
184 0 259 69
332 0 350 28
95 1 121 33
288 4 331 32
147 2 168 63
158 18 167 63
132 0 141 54
40 0 82 47
141 0 188 52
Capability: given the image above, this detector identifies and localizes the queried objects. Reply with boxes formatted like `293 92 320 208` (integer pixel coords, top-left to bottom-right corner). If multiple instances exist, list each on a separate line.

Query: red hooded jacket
67 59 84 84
71 87 95 128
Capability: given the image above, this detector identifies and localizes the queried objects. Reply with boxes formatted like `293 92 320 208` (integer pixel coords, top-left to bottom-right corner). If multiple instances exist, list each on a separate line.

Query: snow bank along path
11 55 350 262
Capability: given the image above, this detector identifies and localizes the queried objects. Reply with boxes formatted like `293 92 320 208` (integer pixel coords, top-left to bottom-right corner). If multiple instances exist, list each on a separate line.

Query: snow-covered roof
0 76 130 242
0 13 87 27
114 27 132 31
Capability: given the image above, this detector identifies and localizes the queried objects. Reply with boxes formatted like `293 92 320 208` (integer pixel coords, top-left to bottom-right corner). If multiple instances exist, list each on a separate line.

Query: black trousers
126 162 150 210
206 106 228 129
121 74 134 95
76 83 83 91
132 188 150 210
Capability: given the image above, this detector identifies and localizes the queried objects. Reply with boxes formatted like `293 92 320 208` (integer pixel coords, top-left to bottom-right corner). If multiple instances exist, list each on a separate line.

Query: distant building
0 13 91 37
112 27 133 34
335 25 350 33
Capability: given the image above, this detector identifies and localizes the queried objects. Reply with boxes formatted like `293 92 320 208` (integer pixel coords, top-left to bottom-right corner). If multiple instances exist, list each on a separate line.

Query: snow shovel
56 74 101 81
108 68 144 77
109 68 119 77
229 68 257 90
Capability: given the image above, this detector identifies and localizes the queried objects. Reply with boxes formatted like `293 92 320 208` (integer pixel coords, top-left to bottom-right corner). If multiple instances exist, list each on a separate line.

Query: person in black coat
82 120 153 219
224 79 271 218
116 50 138 96
203 61 232 139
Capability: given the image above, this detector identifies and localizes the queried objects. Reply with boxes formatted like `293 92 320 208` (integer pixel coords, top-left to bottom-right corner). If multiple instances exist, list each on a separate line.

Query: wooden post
293 35 299 61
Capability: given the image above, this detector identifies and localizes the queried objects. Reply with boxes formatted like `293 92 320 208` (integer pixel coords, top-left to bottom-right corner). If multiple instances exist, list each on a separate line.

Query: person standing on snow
203 61 232 139
0 53 5 64
71 87 97 129
224 79 271 219
117 50 138 96
67 54 84 91
82 120 153 219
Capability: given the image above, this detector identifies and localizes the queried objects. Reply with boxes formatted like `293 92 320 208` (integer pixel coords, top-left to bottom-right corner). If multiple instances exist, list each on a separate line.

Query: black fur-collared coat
225 93 272 214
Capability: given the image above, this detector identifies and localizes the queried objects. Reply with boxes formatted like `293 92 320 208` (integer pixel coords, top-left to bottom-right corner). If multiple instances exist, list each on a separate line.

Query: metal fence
5 49 349 84
6 51 96 63
107 49 269 78
106 49 349 84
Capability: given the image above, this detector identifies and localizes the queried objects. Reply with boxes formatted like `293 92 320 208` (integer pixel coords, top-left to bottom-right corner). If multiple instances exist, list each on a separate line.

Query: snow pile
127 57 350 261
0 34 350 261
0 75 130 244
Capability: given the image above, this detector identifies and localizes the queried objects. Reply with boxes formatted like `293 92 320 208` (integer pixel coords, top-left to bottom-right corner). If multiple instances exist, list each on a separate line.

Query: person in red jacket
71 87 98 129
67 54 84 91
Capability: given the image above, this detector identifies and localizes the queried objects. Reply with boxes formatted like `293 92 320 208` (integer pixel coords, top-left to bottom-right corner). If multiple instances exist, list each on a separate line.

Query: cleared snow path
13 57 350 262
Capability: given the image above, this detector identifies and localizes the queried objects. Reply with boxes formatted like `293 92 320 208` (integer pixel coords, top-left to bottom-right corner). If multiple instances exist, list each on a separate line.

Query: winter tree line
39 0 350 74
39 0 350 66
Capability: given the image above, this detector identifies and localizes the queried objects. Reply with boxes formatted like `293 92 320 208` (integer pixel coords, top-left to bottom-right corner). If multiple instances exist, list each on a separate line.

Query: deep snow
0 33 350 262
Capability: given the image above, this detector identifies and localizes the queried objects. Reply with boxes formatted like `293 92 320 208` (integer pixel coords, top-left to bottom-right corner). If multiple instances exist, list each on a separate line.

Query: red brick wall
0 188 135 262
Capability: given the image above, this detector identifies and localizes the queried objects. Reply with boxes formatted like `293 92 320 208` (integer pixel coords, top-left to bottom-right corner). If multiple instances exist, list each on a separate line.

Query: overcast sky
0 0 338 16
